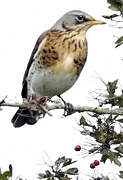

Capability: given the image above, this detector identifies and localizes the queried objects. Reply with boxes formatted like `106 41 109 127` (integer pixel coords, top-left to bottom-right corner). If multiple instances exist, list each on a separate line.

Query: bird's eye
76 15 84 22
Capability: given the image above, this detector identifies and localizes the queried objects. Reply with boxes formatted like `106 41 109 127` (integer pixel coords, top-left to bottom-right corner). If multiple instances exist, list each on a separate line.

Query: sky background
0 0 123 179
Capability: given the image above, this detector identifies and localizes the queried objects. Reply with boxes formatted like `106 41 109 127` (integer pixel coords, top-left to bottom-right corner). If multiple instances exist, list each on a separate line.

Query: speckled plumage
26 29 88 98
11 10 105 127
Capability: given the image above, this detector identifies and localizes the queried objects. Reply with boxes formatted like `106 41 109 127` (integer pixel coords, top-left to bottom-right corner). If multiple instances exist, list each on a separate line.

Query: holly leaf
119 171 123 179
115 144 123 154
102 14 119 19
38 170 53 179
114 158 121 166
62 158 76 167
79 116 87 126
89 147 99 154
103 177 110 180
45 170 52 177
55 156 66 166
107 79 118 97
117 119 123 123
107 0 123 11
38 173 47 179
65 168 78 175
109 5 120 11
101 149 121 165
60 177 71 180
0 171 12 180
115 36 123 47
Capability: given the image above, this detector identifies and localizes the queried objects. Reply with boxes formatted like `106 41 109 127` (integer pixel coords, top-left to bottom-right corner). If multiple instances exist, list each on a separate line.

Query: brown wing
21 31 48 98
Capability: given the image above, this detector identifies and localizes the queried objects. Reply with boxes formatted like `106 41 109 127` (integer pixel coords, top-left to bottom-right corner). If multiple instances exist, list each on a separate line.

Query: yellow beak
90 20 106 25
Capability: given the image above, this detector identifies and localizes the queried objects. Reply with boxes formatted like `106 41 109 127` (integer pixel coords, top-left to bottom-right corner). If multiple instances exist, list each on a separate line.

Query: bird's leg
27 95 50 116
30 95 48 106
58 95 74 116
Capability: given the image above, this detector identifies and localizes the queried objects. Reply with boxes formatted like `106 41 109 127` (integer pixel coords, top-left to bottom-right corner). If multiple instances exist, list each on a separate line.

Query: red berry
90 163 95 169
74 145 81 151
94 160 100 166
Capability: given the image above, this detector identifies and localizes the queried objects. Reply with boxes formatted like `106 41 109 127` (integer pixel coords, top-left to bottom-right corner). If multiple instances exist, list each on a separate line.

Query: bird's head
52 10 105 33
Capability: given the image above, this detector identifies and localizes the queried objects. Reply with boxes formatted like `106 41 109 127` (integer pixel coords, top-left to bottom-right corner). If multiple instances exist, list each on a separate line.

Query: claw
58 95 74 116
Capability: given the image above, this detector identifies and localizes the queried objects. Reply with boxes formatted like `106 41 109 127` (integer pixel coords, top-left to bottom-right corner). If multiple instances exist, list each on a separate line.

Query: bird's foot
27 95 49 117
64 102 74 116
58 95 74 116
30 95 48 106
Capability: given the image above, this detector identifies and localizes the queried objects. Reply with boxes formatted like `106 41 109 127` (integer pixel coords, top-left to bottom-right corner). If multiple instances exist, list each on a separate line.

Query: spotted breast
27 30 88 98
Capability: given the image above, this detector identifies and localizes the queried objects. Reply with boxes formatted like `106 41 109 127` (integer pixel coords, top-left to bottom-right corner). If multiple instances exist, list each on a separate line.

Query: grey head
52 10 105 31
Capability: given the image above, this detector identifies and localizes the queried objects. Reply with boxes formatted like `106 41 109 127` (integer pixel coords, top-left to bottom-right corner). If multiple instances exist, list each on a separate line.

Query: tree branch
1 100 123 116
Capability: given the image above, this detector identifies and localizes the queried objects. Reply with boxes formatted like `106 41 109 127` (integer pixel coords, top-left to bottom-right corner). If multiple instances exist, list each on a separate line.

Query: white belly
30 68 78 97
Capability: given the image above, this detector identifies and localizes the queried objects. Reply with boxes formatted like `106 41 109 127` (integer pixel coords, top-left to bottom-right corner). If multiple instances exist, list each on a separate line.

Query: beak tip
101 21 106 25
91 20 106 25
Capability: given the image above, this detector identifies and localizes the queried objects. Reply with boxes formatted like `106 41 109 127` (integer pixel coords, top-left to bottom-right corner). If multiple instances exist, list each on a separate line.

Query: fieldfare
11 10 105 127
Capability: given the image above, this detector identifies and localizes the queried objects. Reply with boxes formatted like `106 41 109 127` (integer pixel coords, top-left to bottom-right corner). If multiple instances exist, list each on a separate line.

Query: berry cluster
90 160 100 169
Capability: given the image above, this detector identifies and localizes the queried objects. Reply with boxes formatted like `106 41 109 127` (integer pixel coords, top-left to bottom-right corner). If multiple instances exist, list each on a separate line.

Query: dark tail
11 108 38 128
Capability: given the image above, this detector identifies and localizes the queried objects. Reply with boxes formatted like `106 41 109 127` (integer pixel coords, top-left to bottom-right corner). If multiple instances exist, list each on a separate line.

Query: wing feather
21 31 48 98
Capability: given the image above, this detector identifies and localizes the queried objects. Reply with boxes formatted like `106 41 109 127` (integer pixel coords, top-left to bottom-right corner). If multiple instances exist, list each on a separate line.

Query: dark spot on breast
43 49 47 53
74 43 77 51
51 46 54 49
50 39 54 42
42 56 45 60
54 42 57 46
52 56 58 60
63 37 69 43
52 50 57 54
51 29 58 33
78 40 82 49
74 59 78 64
48 49 51 53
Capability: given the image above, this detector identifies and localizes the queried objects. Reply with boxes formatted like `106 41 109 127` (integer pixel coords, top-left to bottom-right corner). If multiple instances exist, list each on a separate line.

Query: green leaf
38 170 53 179
107 79 118 97
119 171 123 179
102 14 119 19
107 0 123 12
3 171 12 178
38 173 47 179
109 5 120 11
45 170 52 177
79 116 87 126
103 177 110 180
115 36 123 47
117 119 123 123
114 159 121 167
62 158 76 168
81 130 90 135
55 156 66 166
89 147 99 154
60 177 71 180
107 0 122 6
0 171 12 180
115 144 123 154
101 149 121 165
114 158 121 166
65 168 78 175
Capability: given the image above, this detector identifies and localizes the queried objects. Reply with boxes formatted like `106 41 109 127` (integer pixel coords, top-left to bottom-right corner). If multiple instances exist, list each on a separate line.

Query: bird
11 10 105 128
